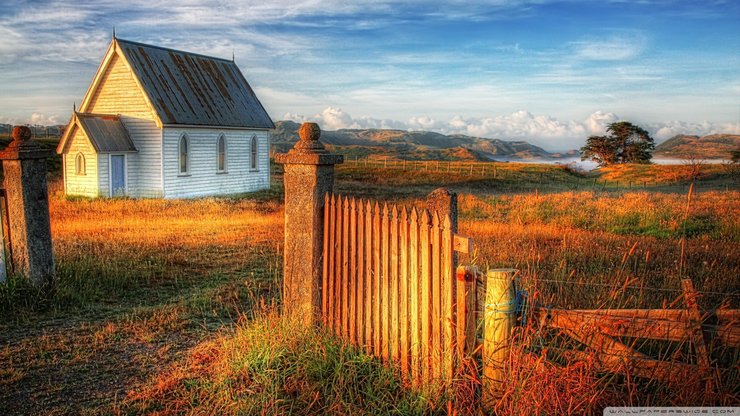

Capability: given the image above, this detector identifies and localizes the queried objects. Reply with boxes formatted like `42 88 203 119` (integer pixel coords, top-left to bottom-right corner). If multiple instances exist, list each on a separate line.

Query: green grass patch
124 308 444 415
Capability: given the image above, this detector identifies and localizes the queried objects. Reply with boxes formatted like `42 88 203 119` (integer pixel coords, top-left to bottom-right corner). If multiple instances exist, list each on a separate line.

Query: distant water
490 156 731 172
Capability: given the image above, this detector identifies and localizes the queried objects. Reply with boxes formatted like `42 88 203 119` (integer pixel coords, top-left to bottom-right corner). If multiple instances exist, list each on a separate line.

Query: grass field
0 160 738 414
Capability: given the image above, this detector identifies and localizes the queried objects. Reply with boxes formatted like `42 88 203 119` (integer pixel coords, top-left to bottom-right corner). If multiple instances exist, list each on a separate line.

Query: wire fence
473 271 739 312
342 157 710 189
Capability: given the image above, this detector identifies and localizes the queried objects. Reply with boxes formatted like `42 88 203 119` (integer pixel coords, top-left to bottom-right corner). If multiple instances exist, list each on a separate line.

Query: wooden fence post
427 189 458 265
457 267 478 356
275 123 343 325
483 268 516 409
427 188 457 232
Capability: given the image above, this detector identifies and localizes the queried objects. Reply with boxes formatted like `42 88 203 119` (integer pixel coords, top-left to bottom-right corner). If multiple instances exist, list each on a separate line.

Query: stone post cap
0 125 51 160
275 122 343 165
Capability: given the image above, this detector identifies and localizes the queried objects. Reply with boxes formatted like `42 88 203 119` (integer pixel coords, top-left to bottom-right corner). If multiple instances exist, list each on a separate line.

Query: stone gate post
275 123 343 325
0 126 54 285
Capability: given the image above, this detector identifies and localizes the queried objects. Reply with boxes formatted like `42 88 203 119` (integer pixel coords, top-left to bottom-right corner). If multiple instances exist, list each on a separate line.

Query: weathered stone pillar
0 126 55 285
275 123 343 325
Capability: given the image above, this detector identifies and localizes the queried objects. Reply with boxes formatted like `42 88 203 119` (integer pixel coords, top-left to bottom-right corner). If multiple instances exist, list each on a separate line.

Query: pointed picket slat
399 207 411 381
441 214 455 383
390 205 400 364
327 195 337 332
323 193 330 327
365 200 373 355
409 208 420 385
373 202 382 356
356 200 366 348
341 197 350 337
381 203 391 362
334 195 343 334
431 211 442 381
349 197 358 345
419 209 431 383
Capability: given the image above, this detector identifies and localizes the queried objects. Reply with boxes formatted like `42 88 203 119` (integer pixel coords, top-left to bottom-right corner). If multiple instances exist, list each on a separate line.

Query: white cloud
651 120 740 141
318 107 355 130
407 116 444 131
584 111 619 135
572 33 646 61
29 113 61 125
284 107 408 130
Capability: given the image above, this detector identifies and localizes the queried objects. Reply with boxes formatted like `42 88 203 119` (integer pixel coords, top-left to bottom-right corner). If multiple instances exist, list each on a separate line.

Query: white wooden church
57 37 274 198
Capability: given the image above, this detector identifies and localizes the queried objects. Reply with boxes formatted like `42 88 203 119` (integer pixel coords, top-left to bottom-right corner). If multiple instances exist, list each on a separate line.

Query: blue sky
0 0 738 150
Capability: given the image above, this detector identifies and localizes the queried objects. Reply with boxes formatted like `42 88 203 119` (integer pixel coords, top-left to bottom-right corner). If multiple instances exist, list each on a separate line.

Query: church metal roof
76 113 137 153
116 38 274 129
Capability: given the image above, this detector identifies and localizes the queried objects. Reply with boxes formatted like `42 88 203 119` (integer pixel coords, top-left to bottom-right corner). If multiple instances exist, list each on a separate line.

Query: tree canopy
731 147 740 163
580 121 655 166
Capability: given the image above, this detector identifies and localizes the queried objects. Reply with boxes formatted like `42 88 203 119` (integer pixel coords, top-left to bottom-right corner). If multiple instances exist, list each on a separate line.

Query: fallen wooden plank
537 308 689 342
558 312 698 384
562 350 698 384
534 307 740 348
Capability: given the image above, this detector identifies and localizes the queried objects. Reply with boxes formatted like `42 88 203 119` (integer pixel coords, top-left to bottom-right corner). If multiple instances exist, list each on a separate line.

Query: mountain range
270 120 577 161
272 121 740 161
653 134 740 159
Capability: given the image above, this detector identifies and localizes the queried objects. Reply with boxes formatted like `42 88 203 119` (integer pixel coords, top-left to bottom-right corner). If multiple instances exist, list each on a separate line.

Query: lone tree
731 147 740 163
581 121 655 166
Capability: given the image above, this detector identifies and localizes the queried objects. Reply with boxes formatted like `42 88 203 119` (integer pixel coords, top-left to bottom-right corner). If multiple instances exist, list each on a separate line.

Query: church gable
86 52 155 121
62 125 94 155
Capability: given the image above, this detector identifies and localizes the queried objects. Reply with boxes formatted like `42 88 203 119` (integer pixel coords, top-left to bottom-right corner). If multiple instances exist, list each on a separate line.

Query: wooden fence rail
509 278 737 396
322 193 475 389
534 308 740 347
343 157 702 188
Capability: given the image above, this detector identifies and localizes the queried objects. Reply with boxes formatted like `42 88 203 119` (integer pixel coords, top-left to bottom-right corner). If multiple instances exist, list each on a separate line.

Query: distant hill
271 120 575 161
654 134 740 160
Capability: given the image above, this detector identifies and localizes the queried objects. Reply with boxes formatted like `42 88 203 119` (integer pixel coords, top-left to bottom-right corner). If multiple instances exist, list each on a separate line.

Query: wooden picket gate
321 193 475 389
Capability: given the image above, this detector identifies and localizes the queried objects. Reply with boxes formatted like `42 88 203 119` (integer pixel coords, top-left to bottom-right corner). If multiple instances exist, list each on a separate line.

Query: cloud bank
285 107 740 151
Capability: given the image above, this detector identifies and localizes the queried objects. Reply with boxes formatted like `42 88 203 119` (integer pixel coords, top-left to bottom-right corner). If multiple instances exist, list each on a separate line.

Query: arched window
179 134 189 174
75 153 86 175
250 135 258 170
217 135 226 172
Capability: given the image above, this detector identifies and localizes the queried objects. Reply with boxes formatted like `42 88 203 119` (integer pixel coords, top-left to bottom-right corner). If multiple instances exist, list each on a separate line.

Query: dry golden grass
1 164 738 414
459 189 740 306
595 162 731 184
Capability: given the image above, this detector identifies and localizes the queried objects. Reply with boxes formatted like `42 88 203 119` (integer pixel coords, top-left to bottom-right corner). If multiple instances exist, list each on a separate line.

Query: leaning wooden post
483 268 516 409
427 188 457 233
681 278 719 395
427 187 459 275
275 123 343 325
0 126 54 285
